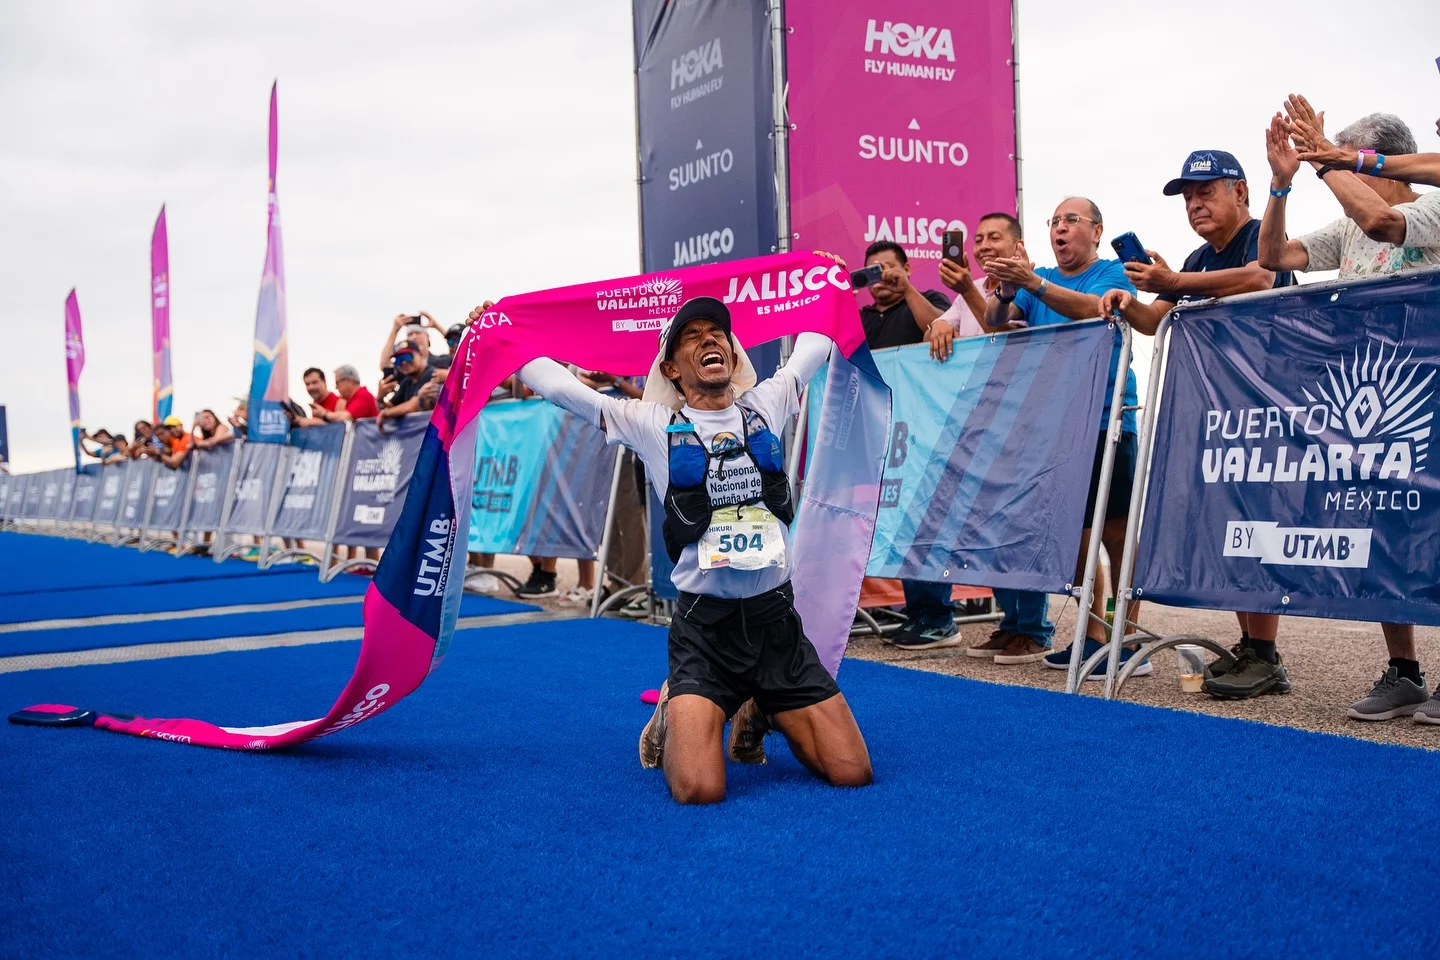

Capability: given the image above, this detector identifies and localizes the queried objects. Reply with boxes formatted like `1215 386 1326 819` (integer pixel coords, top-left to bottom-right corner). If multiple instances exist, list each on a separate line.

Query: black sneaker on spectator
1206 639 1247 679
617 595 651 619
1347 667 1429 721
1203 650 1291 700
965 630 1013 659
890 624 963 651
514 569 558 599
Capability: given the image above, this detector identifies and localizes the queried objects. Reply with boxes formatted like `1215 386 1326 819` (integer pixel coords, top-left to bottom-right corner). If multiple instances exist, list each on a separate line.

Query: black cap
661 297 732 360
444 323 466 342
1163 150 1246 196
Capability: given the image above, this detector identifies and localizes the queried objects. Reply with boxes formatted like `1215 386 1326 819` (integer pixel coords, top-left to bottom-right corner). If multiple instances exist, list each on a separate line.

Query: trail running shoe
1413 690 1440 725
463 572 501 594
965 630 1014 659
1203 650 1291 700
889 624 964 651
727 698 769 764
1206 639 1248 679
514 570 558 599
639 681 669 769
1347 667 1429 721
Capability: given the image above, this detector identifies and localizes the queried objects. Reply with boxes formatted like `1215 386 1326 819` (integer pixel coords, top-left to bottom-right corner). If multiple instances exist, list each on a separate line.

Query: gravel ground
484 556 1440 752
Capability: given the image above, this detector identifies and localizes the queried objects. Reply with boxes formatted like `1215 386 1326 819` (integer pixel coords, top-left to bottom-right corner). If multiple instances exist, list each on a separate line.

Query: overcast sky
3 0 1438 471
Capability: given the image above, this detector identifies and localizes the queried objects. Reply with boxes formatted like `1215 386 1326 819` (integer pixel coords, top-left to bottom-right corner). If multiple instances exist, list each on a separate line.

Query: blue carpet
0 532 318 594
0 594 538 655
1 619 1436 958
0 569 376 624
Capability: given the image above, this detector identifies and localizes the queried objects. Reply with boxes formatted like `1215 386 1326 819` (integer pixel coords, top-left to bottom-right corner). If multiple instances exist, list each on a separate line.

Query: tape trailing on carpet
10 252 890 750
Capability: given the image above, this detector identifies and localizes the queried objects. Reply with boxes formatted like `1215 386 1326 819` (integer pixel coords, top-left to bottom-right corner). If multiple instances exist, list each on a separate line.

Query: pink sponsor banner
64 289 85 470
151 206 173 423
785 1 1017 295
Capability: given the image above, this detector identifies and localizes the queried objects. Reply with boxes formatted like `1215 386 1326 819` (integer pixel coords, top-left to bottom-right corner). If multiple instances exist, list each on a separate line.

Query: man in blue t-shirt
1101 150 1295 702
981 196 1146 677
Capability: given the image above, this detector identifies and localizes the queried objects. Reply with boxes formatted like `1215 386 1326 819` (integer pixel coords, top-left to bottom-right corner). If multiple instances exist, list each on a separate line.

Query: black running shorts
1083 432 1138 524
668 582 840 719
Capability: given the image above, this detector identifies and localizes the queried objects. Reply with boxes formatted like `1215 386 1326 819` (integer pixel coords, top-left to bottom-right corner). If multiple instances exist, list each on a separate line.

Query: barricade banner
57 472 75 521
785 0 1017 293
37 470 63 520
71 469 98 523
466 400 613 558
1134 271 1440 625
222 442 284 535
332 416 428 548
0 473 11 520
184 446 235 533
272 422 346 539
26 252 887 751
92 463 127 527
807 323 1113 592
22 472 44 519
147 461 189 532
5 474 27 520
119 459 155 528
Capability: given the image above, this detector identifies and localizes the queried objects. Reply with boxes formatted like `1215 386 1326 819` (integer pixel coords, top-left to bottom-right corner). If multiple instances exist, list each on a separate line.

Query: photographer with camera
378 339 443 421
380 312 453 374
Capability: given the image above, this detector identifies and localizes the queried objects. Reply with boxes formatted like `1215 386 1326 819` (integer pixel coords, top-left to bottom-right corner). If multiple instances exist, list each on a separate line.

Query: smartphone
381 365 396 380
1111 231 1152 265
942 229 965 266
850 263 884 289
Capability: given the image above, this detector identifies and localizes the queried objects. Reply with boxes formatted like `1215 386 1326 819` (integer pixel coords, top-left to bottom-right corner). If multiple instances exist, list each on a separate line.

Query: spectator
227 399 248 434
936 213 1024 338
378 340 440 420
303 368 341 420
104 433 129 464
1291 106 1440 189
1100 149 1295 700
79 428 120 463
129 420 163 458
857 240 956 361
191 409 233 450
981 196 1151 679
1255 100 1440 722
157 415 192 468
840 241 958 649
938 214 1058 667
380 312 452 373
318 365 379 422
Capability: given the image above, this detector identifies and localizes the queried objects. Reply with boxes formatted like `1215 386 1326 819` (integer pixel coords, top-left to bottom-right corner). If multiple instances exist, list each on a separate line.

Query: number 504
718 533 764 553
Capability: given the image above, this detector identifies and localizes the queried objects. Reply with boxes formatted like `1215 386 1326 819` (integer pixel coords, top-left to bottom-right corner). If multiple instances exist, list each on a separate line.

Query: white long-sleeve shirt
519 332 831 597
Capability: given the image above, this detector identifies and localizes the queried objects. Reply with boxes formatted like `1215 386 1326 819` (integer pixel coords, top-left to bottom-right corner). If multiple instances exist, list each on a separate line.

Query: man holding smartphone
857 241 956 362
1100 150 1294 701
982 197 1149 680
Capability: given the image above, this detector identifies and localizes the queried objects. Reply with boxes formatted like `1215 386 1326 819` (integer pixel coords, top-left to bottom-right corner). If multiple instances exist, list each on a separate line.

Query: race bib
697 505 786 571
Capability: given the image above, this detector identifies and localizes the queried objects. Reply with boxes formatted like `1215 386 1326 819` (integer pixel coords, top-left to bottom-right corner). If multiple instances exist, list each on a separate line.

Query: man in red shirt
303 368 341 414
320 364 379 422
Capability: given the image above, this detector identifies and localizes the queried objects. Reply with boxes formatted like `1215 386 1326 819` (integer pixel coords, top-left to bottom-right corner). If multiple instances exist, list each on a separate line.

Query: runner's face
661 318 736 396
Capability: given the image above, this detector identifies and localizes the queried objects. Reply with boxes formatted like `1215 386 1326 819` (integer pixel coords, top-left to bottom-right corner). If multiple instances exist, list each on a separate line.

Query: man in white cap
494 296 873 805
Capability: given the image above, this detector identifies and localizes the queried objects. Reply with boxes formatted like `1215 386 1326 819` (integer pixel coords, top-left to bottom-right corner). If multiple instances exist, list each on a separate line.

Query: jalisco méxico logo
859 119 969 166
864 214 968 261
670 37 723 109
673 227 735 267
863 20 956 82
1209 341 1435 569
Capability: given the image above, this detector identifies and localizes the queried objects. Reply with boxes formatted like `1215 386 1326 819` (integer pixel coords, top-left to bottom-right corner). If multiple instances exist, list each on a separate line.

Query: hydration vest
661 401 794 563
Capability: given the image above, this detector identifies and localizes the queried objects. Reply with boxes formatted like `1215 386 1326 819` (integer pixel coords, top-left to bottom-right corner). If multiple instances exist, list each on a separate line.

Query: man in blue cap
1101 150 1294 700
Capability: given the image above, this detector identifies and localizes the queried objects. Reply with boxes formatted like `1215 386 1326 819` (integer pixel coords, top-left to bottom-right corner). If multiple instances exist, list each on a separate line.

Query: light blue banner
808 323 1115 593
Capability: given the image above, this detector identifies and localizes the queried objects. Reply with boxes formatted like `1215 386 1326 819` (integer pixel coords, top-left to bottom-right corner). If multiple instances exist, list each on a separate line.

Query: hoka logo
864 21 955 61
671 38 723 90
